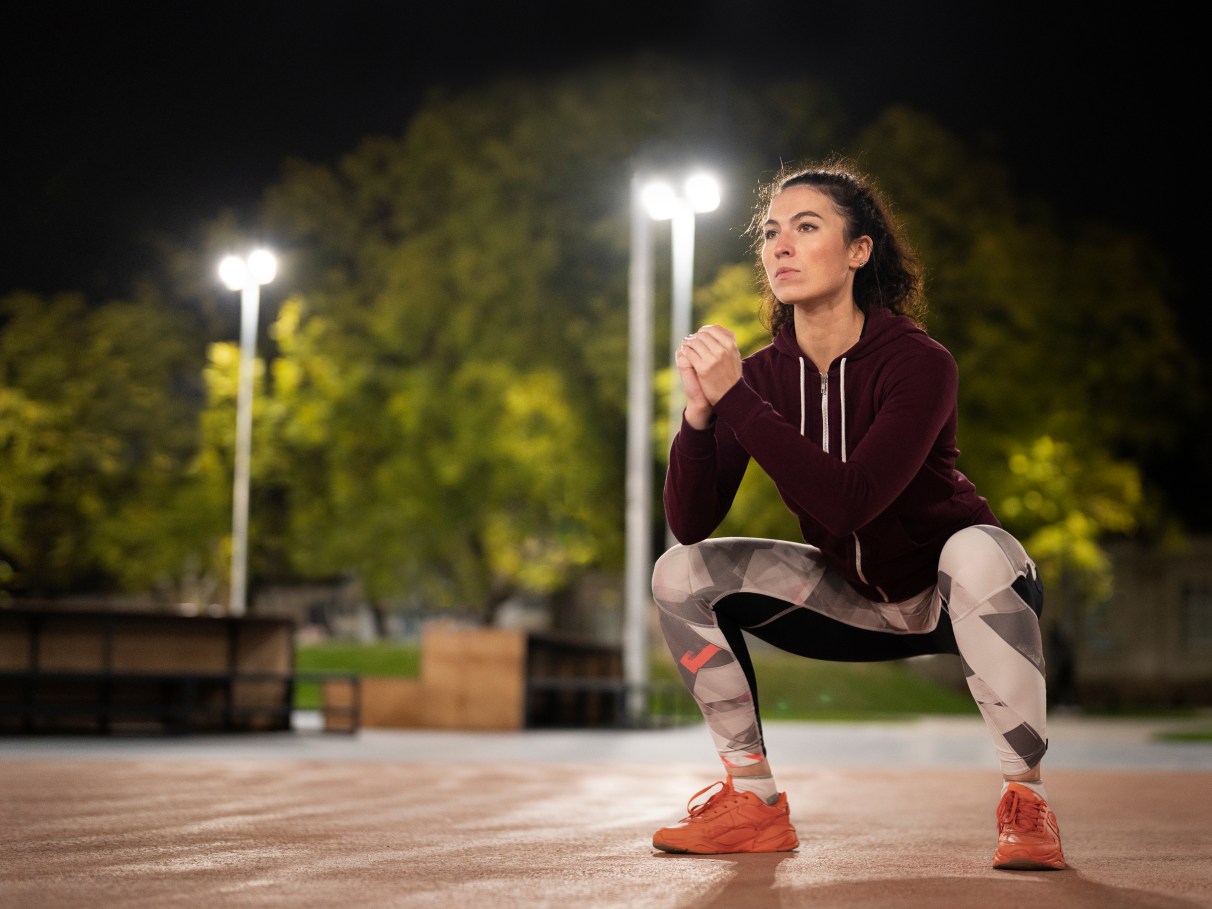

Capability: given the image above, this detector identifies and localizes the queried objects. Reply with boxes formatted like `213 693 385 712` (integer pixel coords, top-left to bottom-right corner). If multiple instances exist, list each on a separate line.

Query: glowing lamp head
684 172 721 213
640 173 721 220
640 180 678 221
219 249 277 290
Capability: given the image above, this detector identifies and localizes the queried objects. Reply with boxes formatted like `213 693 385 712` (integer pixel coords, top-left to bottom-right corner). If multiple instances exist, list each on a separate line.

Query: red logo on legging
679 643 721 673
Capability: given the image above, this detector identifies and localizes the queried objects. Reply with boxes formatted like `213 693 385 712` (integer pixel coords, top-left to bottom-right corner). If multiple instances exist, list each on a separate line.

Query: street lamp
623 169 720 724
640 172 721 454
218 248 277 617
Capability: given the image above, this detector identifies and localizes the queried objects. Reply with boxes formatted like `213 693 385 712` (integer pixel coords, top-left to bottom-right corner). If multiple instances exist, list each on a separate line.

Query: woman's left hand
680 324 743 405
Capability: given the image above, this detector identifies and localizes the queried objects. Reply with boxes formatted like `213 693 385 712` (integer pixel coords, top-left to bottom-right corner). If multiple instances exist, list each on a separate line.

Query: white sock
1003 779 1048 800
731 773 779 805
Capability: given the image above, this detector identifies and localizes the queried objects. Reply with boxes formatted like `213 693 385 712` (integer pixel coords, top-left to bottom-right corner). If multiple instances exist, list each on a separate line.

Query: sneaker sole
653 842 800 855
993 851 1067 871
653 832 800 855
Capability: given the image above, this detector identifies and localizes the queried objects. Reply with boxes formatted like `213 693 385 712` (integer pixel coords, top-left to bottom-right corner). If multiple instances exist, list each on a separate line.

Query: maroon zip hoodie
664 306 998 602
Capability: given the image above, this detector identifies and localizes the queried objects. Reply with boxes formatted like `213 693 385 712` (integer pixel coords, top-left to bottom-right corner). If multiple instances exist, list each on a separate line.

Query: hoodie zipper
818 373 829 451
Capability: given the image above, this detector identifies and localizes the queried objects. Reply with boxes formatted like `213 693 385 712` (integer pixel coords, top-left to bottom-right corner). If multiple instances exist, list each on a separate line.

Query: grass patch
1071 705 1212 741
296 640 420 676
651 648 976 721
1153 728 1212 743
295 639 977 719
294 641 420 710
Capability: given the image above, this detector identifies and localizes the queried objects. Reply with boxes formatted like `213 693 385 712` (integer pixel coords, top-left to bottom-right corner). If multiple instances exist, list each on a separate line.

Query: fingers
678 324 743 406
674 346 695 371
681 324 736 360
684 324 732 343
674 347 709 410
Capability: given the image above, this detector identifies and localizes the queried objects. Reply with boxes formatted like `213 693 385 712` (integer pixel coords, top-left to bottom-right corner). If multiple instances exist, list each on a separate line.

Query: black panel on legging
714 592 961 663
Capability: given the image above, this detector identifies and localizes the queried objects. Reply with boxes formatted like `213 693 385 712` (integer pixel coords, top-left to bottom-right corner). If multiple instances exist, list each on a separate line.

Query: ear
850 236 873 269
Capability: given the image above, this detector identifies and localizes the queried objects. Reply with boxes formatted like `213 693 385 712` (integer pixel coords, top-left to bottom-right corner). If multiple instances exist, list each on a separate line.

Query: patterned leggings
651 525 1048 776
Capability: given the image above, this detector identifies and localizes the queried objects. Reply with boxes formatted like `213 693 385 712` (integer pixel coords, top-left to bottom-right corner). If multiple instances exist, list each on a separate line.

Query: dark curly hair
746 155 926 337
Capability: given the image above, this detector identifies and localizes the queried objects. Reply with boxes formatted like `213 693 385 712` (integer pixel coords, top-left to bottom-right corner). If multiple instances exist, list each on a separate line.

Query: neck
793 301 865 372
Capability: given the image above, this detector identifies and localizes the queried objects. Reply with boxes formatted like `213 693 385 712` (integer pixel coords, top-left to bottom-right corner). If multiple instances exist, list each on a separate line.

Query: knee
939 525 1041 615
651 543 692 601
938 525 1002 571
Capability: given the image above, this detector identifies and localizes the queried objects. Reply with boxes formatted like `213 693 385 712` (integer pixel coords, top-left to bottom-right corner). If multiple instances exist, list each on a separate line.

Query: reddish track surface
3 724 1211 908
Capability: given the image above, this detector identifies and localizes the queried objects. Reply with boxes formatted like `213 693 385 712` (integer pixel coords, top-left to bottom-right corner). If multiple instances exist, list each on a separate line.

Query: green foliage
258 296 620 618
0 289 215 597
991 435 1142 605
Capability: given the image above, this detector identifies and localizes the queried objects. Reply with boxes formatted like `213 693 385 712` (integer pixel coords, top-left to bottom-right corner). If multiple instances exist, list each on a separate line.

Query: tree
251 299 617 623
245 59 851 618
0 289 215 598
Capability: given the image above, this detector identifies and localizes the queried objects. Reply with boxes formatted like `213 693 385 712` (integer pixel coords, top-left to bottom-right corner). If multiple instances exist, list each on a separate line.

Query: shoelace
999 790 1043 833
685 780 742 818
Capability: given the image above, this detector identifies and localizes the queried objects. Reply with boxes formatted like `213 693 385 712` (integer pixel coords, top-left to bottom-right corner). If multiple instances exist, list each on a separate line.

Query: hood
770 306 925 367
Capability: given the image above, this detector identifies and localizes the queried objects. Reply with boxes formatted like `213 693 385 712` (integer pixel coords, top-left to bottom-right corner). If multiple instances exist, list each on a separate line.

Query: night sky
2 1 1195 310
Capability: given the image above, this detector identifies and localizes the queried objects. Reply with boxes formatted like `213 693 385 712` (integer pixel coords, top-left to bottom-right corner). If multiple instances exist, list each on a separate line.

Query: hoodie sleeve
662 411 753 544
712 339 958 537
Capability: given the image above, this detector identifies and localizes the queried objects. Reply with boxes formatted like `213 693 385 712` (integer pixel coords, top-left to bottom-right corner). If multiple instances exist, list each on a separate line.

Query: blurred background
1 1 1207 730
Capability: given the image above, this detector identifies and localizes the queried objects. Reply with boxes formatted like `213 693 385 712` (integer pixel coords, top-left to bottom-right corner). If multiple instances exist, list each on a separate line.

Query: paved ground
3 714 1211 908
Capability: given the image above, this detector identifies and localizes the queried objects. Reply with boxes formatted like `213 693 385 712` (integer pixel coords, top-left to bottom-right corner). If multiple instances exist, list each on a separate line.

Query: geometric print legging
651 524 1048 776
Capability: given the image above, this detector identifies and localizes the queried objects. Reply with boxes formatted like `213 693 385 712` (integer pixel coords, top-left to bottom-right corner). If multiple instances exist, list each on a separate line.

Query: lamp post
623 169 720 724
640 173 721 455
218 248 277 617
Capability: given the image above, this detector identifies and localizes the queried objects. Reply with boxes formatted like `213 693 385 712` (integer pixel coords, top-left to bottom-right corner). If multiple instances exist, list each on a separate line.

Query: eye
797 222 815 232
763 228 778 240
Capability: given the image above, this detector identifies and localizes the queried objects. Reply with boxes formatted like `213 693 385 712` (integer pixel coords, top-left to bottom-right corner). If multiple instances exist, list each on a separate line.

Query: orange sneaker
652 777 799 854
992 782 1067 870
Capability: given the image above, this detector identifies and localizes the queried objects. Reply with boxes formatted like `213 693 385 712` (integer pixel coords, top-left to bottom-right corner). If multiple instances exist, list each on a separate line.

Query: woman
650 157 1065 870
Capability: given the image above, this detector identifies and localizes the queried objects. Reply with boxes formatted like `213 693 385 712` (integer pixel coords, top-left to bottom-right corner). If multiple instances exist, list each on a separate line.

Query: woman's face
761 184 866 307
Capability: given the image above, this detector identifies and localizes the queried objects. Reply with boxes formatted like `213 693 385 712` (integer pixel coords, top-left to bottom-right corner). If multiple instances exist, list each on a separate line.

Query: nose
770 229 799 258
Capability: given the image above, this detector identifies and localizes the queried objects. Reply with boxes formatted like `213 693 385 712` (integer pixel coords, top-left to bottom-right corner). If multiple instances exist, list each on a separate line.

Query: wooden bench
0 607 356 735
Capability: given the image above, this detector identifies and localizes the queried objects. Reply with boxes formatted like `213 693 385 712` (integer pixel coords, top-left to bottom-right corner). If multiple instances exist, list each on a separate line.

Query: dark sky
1 1 1196 313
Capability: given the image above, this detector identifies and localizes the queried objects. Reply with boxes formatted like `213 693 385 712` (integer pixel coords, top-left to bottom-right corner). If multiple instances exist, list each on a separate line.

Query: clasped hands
676 324 742 430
